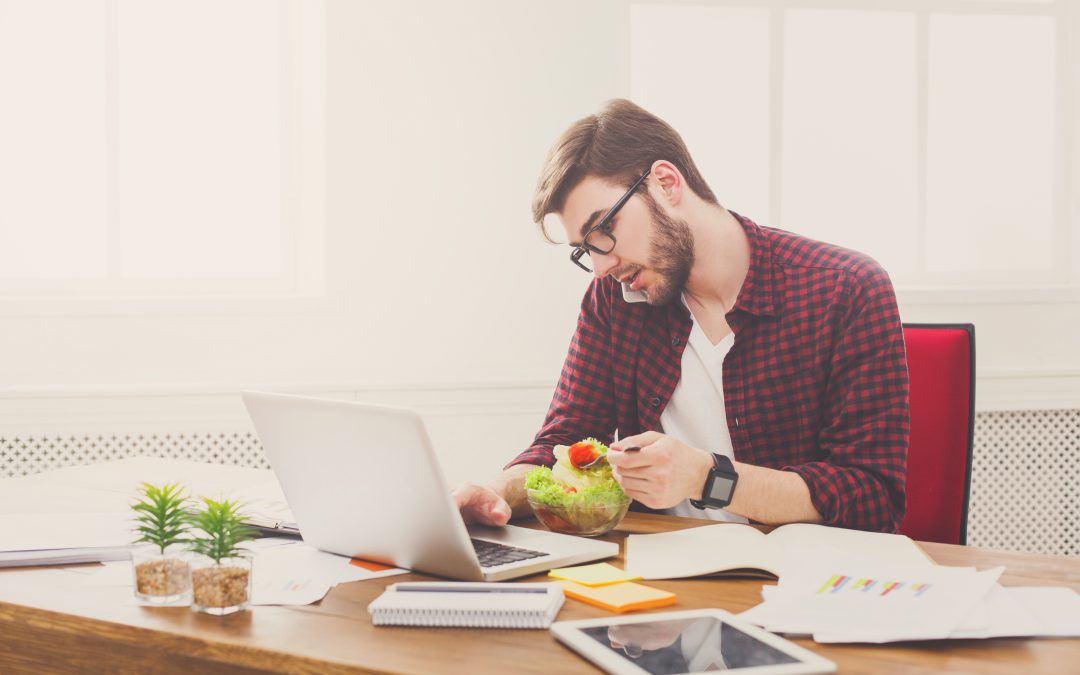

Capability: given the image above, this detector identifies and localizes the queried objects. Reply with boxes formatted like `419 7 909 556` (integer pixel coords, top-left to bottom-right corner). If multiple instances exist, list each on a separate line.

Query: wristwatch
690 453 739 510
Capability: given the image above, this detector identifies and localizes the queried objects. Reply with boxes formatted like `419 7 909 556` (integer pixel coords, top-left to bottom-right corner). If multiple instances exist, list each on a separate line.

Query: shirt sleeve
505 279 619 469
784 260 910 532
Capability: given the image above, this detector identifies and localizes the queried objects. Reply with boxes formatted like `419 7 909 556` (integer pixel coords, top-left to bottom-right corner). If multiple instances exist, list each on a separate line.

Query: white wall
0 0 624 390
2 0 1080 486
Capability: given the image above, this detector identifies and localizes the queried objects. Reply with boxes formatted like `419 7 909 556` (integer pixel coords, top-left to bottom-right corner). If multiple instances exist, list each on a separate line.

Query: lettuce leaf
524 466 626 509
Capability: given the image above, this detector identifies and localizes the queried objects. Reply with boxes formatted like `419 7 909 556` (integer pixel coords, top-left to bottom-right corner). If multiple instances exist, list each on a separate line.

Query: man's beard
641 193 694 306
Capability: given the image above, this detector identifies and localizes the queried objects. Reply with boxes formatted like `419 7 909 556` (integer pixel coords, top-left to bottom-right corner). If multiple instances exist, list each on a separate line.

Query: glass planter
190 556 253 615
131 544 192 605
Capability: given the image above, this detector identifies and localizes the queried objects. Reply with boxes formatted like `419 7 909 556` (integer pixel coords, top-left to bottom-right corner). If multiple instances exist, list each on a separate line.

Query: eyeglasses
570 169 650 272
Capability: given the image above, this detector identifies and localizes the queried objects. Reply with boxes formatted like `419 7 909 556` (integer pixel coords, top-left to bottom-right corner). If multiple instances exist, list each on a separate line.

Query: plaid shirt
508 214 909 533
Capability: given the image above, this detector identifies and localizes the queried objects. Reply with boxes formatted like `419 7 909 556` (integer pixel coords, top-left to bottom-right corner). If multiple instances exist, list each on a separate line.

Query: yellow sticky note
548 562 642 587
561 581 677 613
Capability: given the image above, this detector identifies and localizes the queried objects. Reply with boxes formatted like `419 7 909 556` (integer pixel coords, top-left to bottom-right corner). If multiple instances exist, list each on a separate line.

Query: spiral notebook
368 581 565 629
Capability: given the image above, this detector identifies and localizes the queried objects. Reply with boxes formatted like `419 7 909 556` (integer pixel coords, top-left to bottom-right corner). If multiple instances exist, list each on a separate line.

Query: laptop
241 391 618 581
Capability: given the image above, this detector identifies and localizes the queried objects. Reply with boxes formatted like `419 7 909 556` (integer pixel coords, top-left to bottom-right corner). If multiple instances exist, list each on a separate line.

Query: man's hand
452 482 512 526
609 431 713 510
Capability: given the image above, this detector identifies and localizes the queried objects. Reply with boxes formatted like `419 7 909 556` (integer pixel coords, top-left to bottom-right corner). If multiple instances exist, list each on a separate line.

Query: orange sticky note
350 558 395 572
548 562 642 587
561 581 677 613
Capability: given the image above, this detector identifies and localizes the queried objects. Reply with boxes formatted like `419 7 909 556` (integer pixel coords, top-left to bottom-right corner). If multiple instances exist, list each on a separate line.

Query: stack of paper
549 562 677 613
0 513 135 567
738 562 1080 643
0 457 294 567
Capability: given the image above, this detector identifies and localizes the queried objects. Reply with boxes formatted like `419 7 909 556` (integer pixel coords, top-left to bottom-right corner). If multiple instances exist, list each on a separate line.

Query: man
455 99 908 533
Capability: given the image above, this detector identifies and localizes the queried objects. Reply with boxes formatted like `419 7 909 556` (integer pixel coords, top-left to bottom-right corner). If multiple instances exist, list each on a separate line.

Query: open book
625 523 933 580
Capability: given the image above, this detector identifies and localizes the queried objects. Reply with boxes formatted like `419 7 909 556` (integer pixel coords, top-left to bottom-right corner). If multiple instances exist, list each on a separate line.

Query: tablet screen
580 617 799 674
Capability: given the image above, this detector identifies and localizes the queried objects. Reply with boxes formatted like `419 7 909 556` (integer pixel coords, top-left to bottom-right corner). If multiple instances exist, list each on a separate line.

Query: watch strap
690 453 738 510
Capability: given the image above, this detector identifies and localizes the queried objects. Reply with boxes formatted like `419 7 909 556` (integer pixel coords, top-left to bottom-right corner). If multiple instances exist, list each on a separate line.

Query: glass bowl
526 489 631 537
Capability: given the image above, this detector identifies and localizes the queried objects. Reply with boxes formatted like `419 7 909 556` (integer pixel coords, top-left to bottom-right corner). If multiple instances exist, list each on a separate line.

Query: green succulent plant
187 498 259 565
131 482 192 555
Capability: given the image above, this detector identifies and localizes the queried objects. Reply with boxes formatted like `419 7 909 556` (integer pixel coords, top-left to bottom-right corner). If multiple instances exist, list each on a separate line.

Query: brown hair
532 99 718 241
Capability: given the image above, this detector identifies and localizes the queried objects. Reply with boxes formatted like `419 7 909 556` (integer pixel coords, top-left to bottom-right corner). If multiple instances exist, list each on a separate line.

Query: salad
524 438 629 535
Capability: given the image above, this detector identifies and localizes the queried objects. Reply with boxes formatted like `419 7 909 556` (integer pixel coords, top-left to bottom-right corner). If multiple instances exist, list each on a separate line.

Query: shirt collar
729 211 777 317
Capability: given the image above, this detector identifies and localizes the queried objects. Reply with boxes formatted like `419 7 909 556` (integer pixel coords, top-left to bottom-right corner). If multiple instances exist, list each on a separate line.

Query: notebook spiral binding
367 581 565 629
370 608 555 629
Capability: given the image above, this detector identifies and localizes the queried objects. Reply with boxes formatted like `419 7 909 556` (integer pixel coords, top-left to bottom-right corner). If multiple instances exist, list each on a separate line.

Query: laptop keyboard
470 538 548 568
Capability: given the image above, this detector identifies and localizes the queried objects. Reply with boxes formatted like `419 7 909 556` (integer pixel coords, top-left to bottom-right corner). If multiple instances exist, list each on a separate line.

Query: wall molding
977 369 1080 411
0 380 557 487
0 380 557 436
897 286 1080 306
2 370 1078 435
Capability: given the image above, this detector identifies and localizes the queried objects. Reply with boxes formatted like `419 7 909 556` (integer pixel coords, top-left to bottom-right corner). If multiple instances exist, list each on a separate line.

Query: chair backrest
899 323 975 545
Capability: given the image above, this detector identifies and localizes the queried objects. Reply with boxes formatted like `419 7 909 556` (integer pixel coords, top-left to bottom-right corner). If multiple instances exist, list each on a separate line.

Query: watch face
708 475 736 501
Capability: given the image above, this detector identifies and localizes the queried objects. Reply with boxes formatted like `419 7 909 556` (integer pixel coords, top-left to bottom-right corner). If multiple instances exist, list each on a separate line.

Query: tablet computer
550 609 835 675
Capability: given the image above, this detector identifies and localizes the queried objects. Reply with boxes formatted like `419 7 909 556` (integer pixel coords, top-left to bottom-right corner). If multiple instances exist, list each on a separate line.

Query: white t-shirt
658 308 748 524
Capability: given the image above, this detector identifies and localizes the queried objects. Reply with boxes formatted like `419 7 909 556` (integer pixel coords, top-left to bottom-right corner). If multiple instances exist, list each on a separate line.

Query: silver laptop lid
241 391 485 581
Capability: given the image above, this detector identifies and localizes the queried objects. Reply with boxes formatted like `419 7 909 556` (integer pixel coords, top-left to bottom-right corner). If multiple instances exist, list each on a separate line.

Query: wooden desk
1 513 1077 674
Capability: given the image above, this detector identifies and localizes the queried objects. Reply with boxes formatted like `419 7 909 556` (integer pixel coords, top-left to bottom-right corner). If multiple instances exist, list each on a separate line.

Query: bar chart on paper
816 574 933 598
739 565 1005 642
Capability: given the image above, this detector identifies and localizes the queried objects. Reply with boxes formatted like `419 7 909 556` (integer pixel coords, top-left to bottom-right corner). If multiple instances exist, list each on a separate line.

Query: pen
396 585 549 594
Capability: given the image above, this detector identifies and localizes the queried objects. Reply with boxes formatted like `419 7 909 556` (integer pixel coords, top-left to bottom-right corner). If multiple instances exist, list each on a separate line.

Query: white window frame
0 0 327 316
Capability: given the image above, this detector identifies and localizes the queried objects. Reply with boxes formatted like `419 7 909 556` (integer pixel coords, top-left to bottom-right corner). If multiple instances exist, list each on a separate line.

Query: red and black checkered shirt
508 214 909 533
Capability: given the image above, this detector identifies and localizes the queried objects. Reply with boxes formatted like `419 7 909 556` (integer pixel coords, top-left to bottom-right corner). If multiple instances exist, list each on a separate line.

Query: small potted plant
130 482 193 605
187 498 259 615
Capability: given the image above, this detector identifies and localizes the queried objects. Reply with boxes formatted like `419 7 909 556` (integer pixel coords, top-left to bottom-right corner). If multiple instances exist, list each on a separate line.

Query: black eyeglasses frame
569 169 651 272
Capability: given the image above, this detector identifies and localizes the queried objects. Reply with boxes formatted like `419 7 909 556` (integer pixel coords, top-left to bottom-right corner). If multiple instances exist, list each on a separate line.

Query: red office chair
899 323 975 545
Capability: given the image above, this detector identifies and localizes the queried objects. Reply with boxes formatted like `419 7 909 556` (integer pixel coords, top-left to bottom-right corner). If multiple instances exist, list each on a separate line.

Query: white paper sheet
249 543 406 605
948 583 1041 638
80 560 133 587
76 542 406 605
1005 586 1080 637
743 578 1080 642
739 563 1003 643
336 560 409 584
0 513 135 551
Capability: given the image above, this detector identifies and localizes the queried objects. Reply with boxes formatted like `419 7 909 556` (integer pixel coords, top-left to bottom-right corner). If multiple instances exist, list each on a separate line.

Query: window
630 0 1075 296
0 0 325 310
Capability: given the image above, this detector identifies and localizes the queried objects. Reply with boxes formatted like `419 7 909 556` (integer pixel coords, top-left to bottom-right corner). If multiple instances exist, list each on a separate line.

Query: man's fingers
454 484 510 526
622 486 658 508
484 496 511 526
462 501 505 526
451 483 472 509
607 448 652 470
616 474 651 491
611 431 660 452
613 469 652 497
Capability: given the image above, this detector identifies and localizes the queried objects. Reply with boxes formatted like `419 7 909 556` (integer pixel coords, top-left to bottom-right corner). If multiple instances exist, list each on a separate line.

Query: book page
765 523 933 577
625 523 934 580
625 524 779 579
